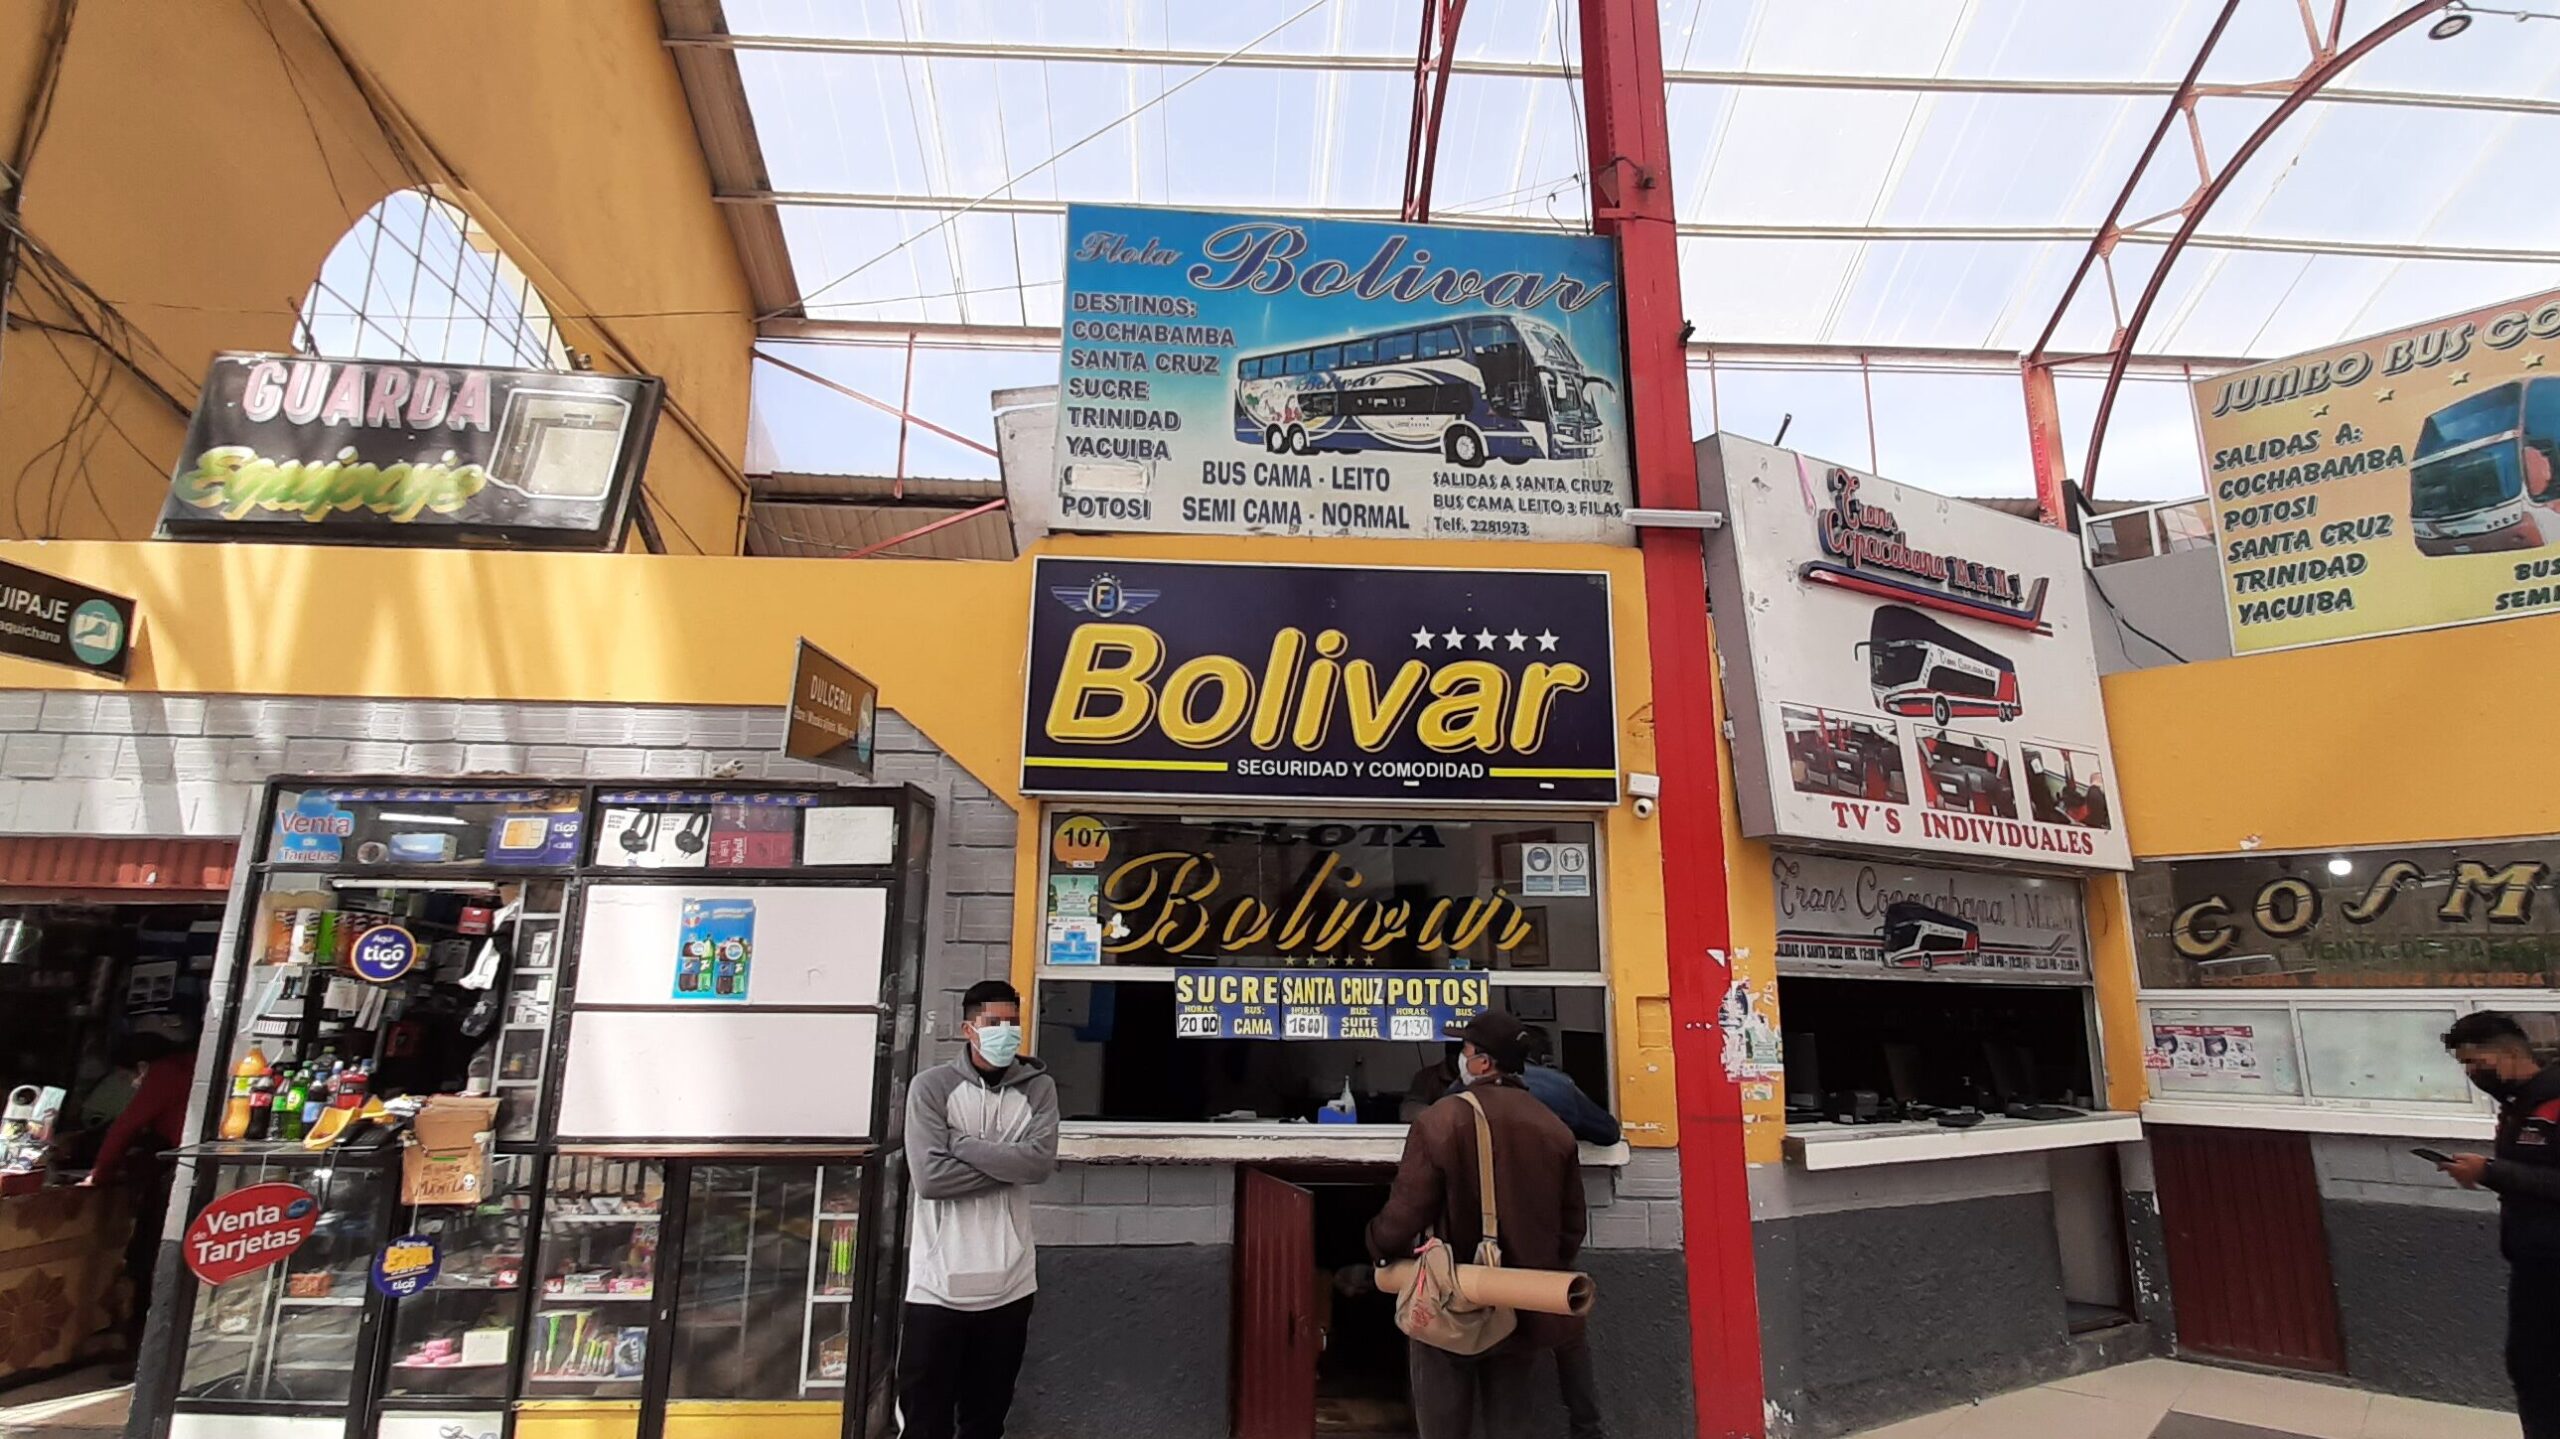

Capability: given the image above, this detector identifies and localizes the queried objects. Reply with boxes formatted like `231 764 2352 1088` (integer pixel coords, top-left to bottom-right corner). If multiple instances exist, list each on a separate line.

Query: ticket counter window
1034 813 1608 1123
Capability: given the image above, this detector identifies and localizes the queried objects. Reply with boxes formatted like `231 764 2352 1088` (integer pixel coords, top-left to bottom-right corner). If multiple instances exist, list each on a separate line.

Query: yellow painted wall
0 0 753 551
2105 610 2560 856
0 533 1683 1142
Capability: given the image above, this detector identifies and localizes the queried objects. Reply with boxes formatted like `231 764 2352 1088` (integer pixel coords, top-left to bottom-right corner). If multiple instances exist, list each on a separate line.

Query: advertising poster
2191 288 2560 653
1771 851 2090 984
1698 434 2130 870
1021 557 1618 805
1172 968 1490 1041
674 899 754 1002
2147 1023 2264 1083
159 353 661 550
1053 205 1633 544
2130 838 2560 989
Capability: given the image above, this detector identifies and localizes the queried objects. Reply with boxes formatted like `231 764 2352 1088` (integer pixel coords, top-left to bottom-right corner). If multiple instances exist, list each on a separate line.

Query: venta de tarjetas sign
159 353 663 550
1051 205 1634 545
1021 557 1618 805
1698 434 2131 870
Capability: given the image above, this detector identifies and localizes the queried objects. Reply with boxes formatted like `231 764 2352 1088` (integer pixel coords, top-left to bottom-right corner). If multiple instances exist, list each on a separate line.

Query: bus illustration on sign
2409 380 2560 557
1855 605 2021 725
1882 901 1980 972
1232 313 1611 468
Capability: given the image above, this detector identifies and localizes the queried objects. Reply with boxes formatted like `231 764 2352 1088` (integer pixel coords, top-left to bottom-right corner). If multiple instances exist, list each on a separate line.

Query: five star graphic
1406 624 1569 652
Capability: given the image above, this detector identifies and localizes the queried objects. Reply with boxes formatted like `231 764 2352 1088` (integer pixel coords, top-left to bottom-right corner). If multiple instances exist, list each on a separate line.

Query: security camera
1627 772 1661 820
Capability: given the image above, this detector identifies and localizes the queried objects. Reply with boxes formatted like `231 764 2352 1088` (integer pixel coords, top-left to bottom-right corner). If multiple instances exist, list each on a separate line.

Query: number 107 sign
1170 967 1490 1042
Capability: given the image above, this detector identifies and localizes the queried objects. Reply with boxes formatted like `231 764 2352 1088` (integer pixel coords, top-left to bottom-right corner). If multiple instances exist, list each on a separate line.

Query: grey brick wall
1027 1149 1681 1248
0 690 1020 1045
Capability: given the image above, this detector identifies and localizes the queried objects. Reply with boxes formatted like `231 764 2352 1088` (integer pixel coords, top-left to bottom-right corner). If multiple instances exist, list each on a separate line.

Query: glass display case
525 1156 664 1395
382 1153 533 1398
179 1159 393 1405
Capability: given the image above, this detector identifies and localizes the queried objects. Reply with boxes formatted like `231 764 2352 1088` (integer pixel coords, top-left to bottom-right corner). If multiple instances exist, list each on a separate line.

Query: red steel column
1578 1 1766 1433
2022 359 2071 529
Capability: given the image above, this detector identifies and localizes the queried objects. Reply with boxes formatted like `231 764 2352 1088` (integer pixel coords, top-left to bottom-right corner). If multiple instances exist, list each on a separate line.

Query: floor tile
1941 1385 2159 1439
2047 1357 2202 1417
2153 1415 2317 1439
2361 1392 2522 1439
2172 1365 2373 1439
1842 1409 1963 1439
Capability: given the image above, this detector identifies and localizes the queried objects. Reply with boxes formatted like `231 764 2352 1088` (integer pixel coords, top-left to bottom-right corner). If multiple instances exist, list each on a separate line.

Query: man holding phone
2437 1011 2560 1439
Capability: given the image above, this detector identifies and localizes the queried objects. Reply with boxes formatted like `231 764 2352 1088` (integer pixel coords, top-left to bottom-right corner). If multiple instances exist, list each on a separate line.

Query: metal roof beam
756 317 2251 376
657 1 803 319
666 32 2560 117
719 192 2560 264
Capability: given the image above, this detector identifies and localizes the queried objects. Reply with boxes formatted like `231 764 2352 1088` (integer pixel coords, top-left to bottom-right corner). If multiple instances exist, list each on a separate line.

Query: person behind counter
1403 1032 1620 1147
1371 1010 1586 1439
81 1031 196 1366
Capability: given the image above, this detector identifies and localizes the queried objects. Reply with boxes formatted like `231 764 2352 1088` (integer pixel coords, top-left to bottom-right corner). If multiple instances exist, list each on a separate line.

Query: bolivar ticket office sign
1175 968 1491 1041
159 353 662 550
1053 204 1634 544
2193 288 2560 654
1697 434 2131 870
1021 557 1618 805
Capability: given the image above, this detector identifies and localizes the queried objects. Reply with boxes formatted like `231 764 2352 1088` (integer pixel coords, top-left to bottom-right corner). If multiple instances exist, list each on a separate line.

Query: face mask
2469 1066 2520 1100
973 1022 1024 1068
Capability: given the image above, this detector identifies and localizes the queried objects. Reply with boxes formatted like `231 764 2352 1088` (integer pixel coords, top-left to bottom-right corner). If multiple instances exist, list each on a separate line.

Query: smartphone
2411 1146 2454 1165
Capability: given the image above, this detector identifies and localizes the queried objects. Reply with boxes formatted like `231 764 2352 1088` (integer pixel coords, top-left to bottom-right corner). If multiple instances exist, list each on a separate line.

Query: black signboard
1022 558 1618 804
157 353 662 550
2131 840 2560 990
0 558 135 681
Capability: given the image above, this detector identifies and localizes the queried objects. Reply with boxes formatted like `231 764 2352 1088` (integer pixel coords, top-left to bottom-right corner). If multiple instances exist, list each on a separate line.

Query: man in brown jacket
1369 1009 1588 1439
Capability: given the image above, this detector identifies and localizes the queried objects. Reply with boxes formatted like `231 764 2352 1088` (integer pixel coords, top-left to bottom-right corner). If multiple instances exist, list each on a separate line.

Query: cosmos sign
1020 557 1618 804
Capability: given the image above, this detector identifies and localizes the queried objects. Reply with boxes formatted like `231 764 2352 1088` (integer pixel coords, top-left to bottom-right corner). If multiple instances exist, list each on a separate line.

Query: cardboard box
402 1096 502 1206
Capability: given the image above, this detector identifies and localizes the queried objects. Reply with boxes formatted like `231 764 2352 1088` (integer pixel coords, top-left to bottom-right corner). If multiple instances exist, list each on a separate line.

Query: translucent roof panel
721 0 2560 497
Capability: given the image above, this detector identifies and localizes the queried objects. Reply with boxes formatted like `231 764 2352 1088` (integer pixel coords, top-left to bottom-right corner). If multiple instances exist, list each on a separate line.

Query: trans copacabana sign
1697 434 2131 871
1020 557 1618 806
1054 205 1633 544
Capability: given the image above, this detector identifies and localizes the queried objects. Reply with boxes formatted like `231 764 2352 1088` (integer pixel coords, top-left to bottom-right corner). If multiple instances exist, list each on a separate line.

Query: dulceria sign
159 353 662 550
1020 558 1619 805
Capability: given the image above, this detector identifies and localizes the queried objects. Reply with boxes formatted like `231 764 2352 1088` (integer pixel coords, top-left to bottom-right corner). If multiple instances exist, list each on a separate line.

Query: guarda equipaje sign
1020 557 1619 805
158 353 663 549
1699 434 2131 871
0 558 136 681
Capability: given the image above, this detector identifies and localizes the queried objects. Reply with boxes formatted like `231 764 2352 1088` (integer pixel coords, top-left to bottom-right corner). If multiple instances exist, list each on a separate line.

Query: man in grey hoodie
899 980 1059 1439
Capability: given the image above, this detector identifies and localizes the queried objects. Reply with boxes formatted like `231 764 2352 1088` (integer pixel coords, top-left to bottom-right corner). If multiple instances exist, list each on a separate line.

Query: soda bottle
274 1068 308 1142
299 1053 335 1134
219 1044 270 1141
246 1072 277 1141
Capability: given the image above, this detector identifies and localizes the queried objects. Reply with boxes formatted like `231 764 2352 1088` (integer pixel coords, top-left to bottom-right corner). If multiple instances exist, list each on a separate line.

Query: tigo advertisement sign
2192 288 2560 653
1021 558 1618 806
1698 434 2129 870
185 1183 318 1285
1054 205 1632 544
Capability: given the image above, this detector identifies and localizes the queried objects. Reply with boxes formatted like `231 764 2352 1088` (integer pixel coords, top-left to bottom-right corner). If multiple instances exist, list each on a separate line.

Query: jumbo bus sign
1697 435 2131 871
2190 287 2560 654
1049 205 1634 545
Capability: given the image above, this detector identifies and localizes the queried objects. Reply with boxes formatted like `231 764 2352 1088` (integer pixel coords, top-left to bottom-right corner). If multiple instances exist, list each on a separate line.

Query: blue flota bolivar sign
1055 204 1633 545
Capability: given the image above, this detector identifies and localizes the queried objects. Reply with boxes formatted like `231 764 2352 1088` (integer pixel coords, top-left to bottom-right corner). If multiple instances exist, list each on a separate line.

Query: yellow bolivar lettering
1418 661 1508 751
2441 860 2548 924
1277 851 1343 949
1510 663 1590 751
2342 860 2426 922
1291 629 1347 750
1344 658 1431 751
1160 654 1253 747
1249 628 1306 749
1221 895 1273 950
1047 624 1164 742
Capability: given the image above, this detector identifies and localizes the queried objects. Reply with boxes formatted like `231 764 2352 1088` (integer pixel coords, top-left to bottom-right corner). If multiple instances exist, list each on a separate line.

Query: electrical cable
775 0 1338 320
2086 563 2191 665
